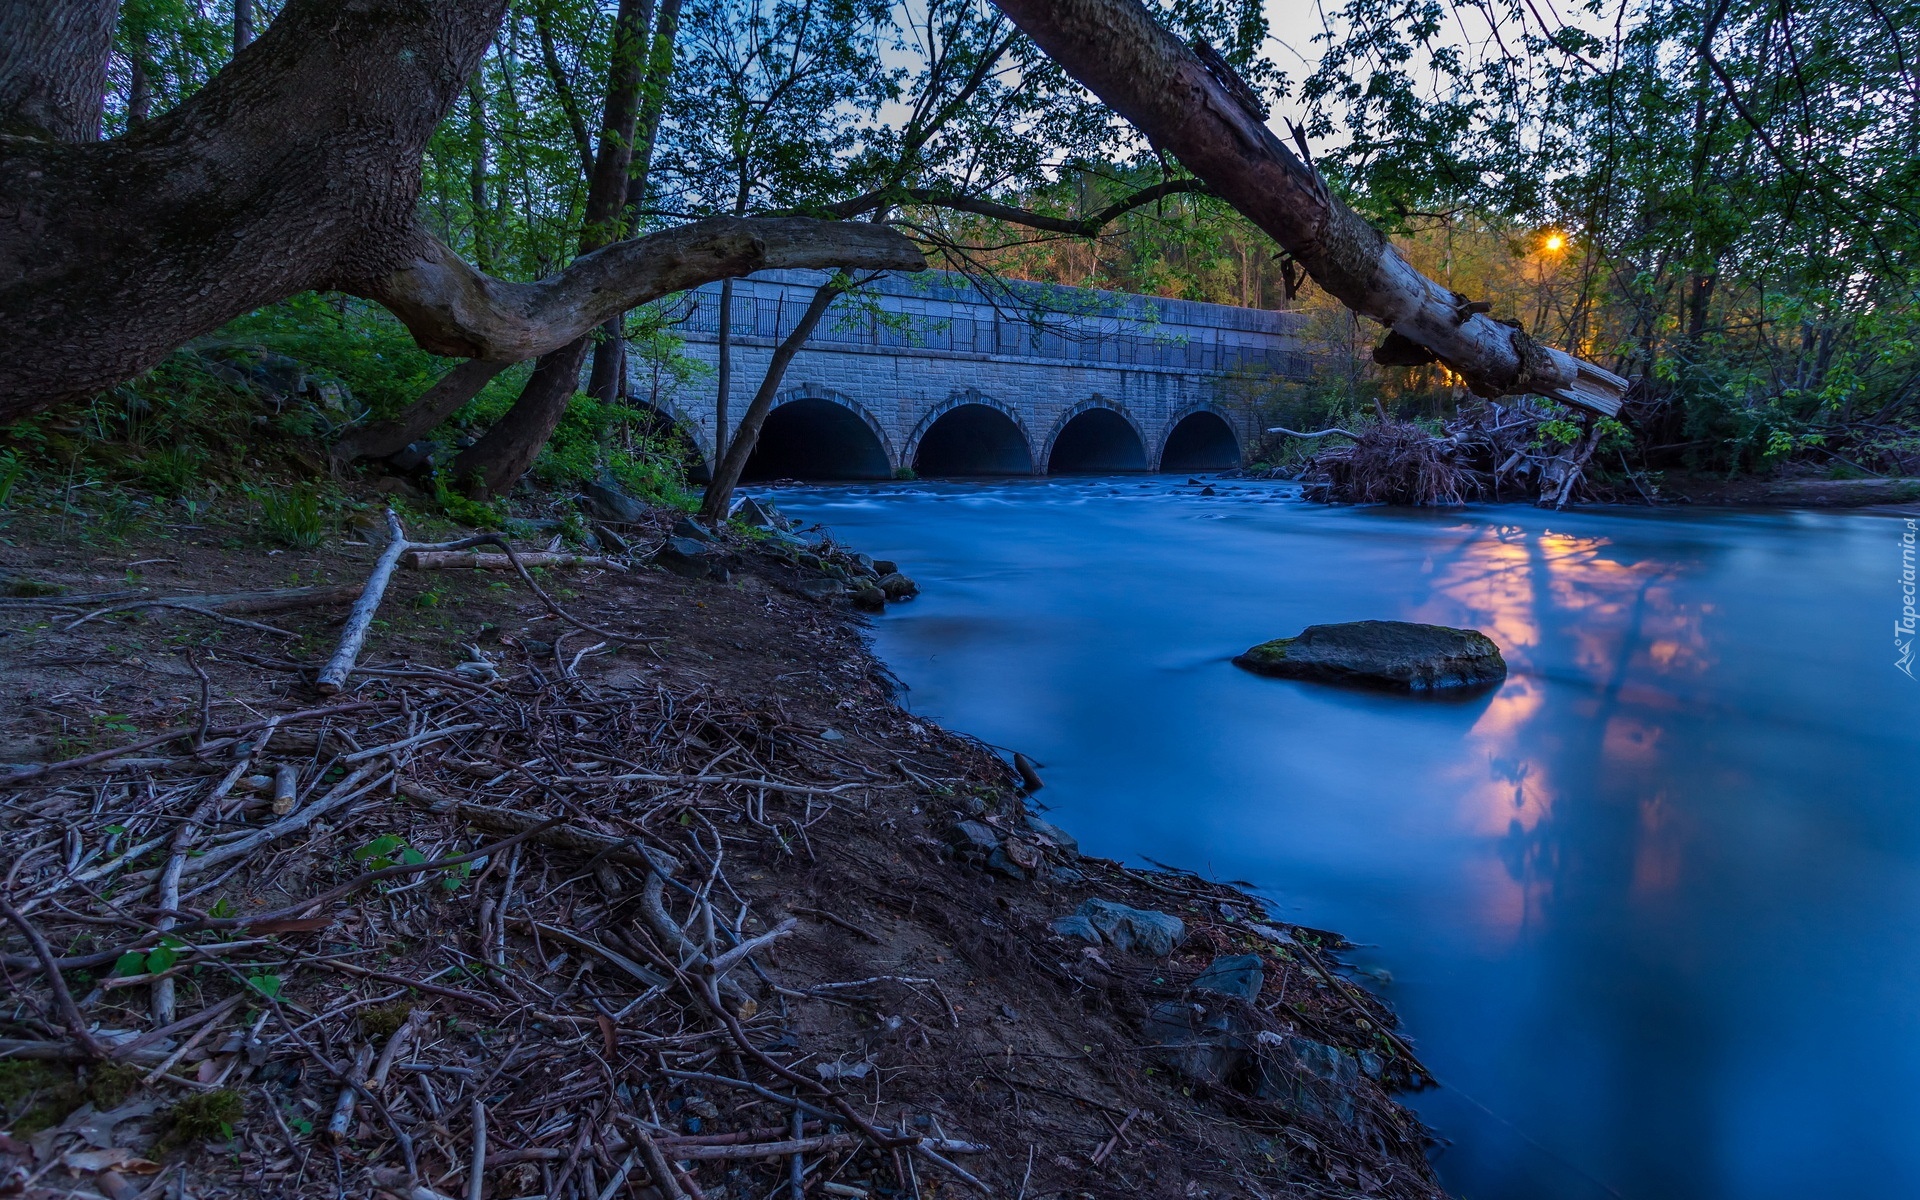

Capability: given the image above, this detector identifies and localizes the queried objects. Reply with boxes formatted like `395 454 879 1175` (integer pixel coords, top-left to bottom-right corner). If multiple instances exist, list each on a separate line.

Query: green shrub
0 450 22 507
255 484 326 548
135 444 205 496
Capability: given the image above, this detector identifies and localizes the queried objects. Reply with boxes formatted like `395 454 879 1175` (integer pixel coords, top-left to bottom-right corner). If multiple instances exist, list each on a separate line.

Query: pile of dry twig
1281 400 1639 508
0 507 1448 1200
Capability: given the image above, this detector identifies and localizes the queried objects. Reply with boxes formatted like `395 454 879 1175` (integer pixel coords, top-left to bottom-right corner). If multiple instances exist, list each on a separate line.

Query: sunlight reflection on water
772 478 1918 1200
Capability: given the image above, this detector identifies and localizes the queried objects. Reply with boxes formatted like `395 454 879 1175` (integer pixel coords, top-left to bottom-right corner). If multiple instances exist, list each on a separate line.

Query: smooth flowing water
770 478 1919 1200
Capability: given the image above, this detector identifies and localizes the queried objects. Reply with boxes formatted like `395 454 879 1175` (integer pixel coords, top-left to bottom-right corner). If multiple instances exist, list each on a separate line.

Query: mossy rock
1234 620 1506 692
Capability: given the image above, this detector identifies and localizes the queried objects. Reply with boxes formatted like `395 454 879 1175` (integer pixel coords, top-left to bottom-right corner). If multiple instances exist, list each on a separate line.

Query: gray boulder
654 537 728 582
794 576 845 601
950 820 1000 858
582 479 649 524
672 516 719 544
1191 953 1264 1001
1251 1032 1362 1124
1234 620 1505 691
1143 1001 1247 1088
877 572 919 600
1023 816 1079 859
1049 913 1101 943
1071 899 1185 956
730 496 789 530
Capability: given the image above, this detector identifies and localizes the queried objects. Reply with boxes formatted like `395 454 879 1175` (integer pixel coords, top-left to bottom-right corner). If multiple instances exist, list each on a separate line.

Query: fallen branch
1267 426 1358 439
319 511 495 693
0 893 104 1059
406 551 626 571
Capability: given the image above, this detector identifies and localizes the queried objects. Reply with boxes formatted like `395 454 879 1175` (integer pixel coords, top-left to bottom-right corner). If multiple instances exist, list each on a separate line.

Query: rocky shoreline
0 489 1445 1200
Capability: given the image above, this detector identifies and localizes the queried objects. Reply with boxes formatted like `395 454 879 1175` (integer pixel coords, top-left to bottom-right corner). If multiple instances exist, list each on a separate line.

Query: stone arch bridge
626 270 1310 479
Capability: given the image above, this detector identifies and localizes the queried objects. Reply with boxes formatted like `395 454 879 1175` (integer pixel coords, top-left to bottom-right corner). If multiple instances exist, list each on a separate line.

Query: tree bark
0 0 922 421
449 0 650 494
586 0 687 405
331 359 512 466
698 281 844 523
233 0 252 54
0 0 118 140
983 0 1627 415
450 341 592 492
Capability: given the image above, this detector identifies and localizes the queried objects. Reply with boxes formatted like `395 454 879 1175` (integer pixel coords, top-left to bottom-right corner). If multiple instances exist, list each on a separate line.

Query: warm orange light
1543 232 1567 253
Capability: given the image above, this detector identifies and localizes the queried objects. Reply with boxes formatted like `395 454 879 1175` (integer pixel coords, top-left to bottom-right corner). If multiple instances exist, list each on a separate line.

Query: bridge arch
1159 403 1243 472
1044 397 1150 474
905 390 1036 476
741 384 897 481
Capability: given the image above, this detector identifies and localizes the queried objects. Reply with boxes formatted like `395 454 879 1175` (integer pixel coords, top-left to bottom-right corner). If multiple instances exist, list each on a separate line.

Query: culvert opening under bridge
1048 408 1147 473
1160 410 1241 472
742 398 892 481
913 404 1033 476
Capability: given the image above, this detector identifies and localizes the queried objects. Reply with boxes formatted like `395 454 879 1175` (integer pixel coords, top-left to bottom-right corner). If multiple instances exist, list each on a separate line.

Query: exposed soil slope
0 495 1443 1200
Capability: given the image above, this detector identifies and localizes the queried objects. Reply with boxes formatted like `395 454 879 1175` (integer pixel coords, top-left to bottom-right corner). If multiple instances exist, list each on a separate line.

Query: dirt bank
0 490 1444 1200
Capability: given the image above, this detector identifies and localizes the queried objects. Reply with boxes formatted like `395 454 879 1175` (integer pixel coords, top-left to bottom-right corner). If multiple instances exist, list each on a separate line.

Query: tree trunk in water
714 277 735 464
584 0 685 406
698 282 843 524
983 0 1627 414
0 0 118 140
0 0 921 418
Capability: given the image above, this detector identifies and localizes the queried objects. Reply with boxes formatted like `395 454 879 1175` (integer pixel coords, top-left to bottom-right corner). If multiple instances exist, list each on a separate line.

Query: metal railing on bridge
674 293 1312 380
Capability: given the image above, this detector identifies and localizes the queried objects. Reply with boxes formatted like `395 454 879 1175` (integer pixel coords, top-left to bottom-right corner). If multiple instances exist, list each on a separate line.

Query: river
769 477 1919 1200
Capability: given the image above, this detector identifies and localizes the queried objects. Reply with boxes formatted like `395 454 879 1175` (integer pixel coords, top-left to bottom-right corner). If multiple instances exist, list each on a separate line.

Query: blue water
771 478 1920 1200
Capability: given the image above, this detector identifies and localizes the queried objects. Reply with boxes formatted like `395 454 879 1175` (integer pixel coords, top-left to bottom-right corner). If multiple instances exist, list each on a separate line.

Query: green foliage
112 936 186 978
0 450 22 508
217 294 525 426
135 444 205 496
447 388 693 505
431 475 507 530
253 484 326 548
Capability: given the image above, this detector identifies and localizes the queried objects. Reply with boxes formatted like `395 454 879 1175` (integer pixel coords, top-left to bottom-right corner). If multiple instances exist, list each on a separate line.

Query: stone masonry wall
625 269 1310 472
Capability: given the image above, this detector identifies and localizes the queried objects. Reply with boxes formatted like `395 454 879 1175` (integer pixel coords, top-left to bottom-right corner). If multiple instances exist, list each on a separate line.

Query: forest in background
6 0 1917 520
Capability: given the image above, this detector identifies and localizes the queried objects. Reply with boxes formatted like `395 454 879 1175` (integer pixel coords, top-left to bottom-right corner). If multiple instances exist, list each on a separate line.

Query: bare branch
355 216 925 362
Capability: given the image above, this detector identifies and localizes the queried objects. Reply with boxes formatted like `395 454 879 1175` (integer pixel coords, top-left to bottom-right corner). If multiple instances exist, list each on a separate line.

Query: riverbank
0 486 1443 1200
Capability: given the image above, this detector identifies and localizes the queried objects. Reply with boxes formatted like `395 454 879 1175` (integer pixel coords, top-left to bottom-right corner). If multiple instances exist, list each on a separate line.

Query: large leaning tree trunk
984 0 1628 416
0 0 923 424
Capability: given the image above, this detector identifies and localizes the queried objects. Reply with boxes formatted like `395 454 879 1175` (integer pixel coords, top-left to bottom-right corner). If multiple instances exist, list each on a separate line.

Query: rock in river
1233 620 1505 691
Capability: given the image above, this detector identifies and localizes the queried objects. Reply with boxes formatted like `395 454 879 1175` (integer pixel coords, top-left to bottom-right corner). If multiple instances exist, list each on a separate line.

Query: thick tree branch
354 216 923 363
826 178 1215 236
983 0 1627 414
